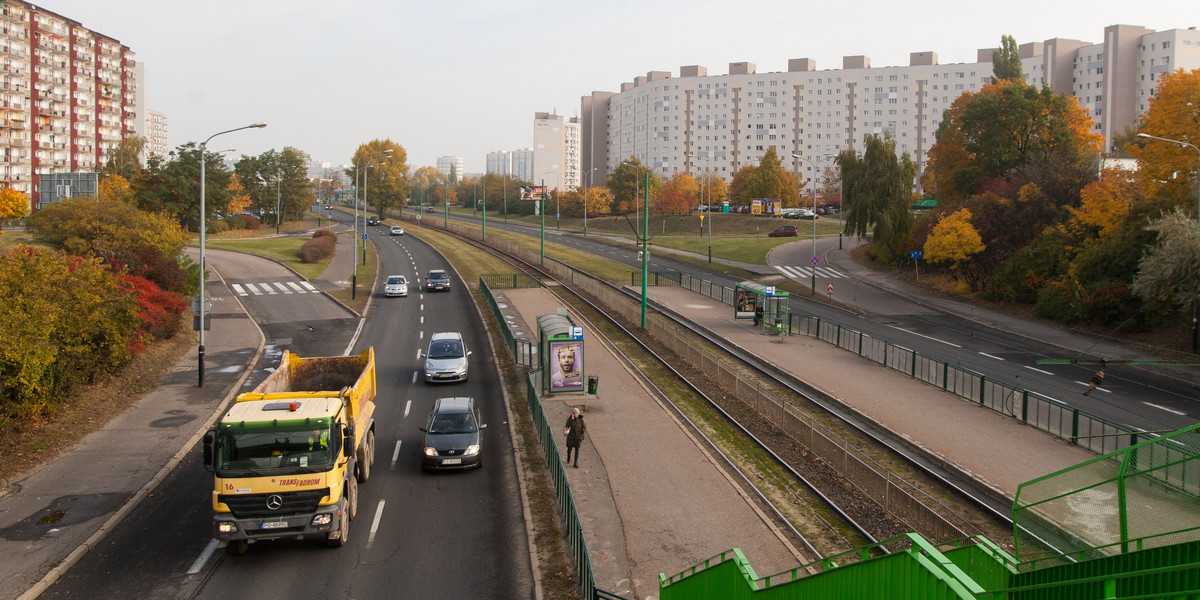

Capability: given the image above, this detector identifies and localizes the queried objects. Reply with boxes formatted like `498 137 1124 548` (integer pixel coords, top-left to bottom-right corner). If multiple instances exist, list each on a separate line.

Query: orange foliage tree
656 173 698 215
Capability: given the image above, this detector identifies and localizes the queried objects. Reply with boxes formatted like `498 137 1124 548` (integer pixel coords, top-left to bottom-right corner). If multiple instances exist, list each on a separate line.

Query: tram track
427 222 1014 558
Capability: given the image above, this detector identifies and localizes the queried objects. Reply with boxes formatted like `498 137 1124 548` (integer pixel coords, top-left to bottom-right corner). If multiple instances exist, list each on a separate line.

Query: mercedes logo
266 495 283 510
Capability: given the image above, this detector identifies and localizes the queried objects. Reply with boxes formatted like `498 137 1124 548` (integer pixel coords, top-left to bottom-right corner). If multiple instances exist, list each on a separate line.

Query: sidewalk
501 287 805 598
0 265 264 600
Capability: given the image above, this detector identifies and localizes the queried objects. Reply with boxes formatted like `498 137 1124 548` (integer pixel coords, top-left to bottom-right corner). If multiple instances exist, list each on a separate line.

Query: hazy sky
51 0 1192 174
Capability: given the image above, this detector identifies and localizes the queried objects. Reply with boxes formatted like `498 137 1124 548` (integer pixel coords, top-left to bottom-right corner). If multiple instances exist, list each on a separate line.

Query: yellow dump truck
202 348 377 555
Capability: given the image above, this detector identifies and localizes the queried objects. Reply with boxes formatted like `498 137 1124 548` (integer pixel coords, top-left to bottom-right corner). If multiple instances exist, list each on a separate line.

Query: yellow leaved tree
923 207 986 291
0 187 31 231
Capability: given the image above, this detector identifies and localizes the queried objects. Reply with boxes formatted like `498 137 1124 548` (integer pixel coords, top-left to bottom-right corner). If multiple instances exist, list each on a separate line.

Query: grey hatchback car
419 397 485 470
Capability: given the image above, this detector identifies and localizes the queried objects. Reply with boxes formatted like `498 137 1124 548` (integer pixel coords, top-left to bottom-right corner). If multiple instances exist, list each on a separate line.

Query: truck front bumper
214 499 343 543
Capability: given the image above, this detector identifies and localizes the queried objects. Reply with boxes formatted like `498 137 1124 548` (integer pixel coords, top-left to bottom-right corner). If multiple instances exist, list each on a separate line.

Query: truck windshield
218 425 335 471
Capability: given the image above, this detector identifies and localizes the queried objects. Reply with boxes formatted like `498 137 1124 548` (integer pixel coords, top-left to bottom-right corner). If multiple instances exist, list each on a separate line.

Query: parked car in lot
367 216 381 226
769 225 799 237
423 331 471 383
797 208 818 220
383 275 408 297
425 269 451 292
419 396 485 470
390 225 405 236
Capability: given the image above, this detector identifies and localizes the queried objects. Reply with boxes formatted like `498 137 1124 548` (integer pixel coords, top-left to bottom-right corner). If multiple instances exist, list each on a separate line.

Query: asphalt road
42 229 533 599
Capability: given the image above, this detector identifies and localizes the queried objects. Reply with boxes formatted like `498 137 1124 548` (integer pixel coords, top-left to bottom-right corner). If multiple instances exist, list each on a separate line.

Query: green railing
479 274 536 368
659 534 987 600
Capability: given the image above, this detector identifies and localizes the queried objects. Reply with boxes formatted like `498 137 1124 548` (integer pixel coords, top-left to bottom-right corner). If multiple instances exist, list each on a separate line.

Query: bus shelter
734 281 790 334
537 311 588 394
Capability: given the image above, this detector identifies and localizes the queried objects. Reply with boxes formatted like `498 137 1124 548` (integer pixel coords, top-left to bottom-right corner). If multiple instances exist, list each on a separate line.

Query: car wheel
347 476 358 521
326 503 349 548
356 431 373 483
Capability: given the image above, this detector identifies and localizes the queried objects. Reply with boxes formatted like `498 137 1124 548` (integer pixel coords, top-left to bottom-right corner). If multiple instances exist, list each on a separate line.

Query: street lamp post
198 123 265 387
352 149 393 300
792 152 821 295
1137 132 1200 353
274 171 282 235
481 181 486 240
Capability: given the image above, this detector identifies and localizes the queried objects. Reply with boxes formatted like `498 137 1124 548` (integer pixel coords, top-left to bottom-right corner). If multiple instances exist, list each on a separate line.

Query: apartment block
585 24 1200 190
146 109 167 159
0 0 139 206
533 112 581 191
436 155 464 182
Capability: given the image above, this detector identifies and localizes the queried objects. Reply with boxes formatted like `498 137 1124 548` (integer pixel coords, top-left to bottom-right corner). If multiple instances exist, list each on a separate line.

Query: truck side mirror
342 426 355 458
202 430 217 472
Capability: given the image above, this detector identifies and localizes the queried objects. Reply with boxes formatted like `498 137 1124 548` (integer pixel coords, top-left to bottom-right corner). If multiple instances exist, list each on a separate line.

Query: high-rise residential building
146 109 168 159
533 112 581 191
436 155 464 182
584 24 1200 191
0 0 140 207
487 148 534 182
486 150 513 176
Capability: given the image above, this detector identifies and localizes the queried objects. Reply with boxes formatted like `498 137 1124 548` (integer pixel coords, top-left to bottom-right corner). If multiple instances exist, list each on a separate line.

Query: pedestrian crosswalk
774 265 848 280
231 280 319 296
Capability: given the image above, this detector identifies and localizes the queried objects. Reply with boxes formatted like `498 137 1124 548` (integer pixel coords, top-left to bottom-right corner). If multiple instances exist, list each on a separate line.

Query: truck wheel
357 431 374 483
326 505 349 548
347 476 359 521
224 540 249 556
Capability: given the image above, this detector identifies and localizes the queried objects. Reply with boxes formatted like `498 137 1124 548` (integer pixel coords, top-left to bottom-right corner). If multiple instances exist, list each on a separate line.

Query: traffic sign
827 282 834 294
361 233 368 241
811 256 819 267
190 295 213 313
910 250 924 260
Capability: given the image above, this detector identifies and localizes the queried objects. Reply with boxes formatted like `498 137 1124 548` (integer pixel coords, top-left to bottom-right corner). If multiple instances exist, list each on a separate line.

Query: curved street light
198 122 266 387
1137 132 1200 353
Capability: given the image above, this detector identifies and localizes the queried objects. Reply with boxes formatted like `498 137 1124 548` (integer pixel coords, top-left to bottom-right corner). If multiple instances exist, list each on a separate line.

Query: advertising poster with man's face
550 342 583 391
736 290 758 319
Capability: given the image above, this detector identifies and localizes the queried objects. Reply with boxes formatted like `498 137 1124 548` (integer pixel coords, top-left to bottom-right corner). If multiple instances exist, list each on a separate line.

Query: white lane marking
366 500 386 549
416 349 422 361
883 324 962 348
188 538 219 574
231 283 247 296
978 352 1005 361
272 282 292 294
419 330 424 340
1074 380 1111 392
412 371 417 384
391 441 402 469
420 316 424 324
300 281 317 291
286 281 305 293
245 283 265 296
404 400 411 418
1025 366 1055 375
420 303 425 312
1143 402 1185 416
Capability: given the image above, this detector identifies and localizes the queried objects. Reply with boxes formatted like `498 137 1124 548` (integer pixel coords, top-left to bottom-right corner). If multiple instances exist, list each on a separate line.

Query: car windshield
429 412 476 434
387 276 406 285
429 271 448 281
217 426 335 471
429 340 464 359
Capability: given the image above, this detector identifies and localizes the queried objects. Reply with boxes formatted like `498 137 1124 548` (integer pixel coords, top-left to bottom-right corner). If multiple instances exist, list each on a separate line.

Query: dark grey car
425 269 451 292
419 397 485 470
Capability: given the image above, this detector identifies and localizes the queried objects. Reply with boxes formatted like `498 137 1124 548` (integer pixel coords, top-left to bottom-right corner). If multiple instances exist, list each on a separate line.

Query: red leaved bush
120 274 186 352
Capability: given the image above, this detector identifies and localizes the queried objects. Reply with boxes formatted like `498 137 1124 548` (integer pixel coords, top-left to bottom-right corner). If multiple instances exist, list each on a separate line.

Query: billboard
519 186 547 200
549 341 584 392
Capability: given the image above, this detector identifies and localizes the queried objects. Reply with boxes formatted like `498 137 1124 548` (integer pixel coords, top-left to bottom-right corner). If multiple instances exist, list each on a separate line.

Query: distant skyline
49 0 1194 174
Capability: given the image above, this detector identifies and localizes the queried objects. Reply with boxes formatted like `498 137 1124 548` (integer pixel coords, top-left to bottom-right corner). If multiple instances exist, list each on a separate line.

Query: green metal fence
479 274 537 368
659 534 988 600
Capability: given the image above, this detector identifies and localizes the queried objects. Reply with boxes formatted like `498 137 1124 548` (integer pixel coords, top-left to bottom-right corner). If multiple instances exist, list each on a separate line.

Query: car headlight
217 521 238 534
423 446 439 457
312 514 332 526
464 444 480 456
425 361 434 373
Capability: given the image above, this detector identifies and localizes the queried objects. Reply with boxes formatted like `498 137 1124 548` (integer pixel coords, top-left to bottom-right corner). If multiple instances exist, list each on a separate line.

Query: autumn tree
924 79 1101 203
1129 69 1200 215
697 172 728 210
992 35 1023 82
0 187 30 229
97 175 135 204
410 165 447 207
227 173 251 215
657 173 698 215
1069 168 1139 238
348 139 410 218
838 134 917 262
133 143 235 230
606 156 660 214
101 136 146 182
924 208 986 290
582 186 613 217
1132 207 1200 326
746 147 799 206
727 165 756 208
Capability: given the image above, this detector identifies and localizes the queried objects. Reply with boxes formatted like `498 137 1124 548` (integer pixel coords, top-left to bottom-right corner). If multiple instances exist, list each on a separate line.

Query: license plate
261 521 288 530
442 458 462 465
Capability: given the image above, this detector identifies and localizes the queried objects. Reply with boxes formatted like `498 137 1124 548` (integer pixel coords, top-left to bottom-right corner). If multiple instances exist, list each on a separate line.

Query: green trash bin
587 375 599 395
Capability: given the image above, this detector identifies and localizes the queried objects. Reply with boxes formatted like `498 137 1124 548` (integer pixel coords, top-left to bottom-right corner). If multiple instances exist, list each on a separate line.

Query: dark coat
565 414 586 448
